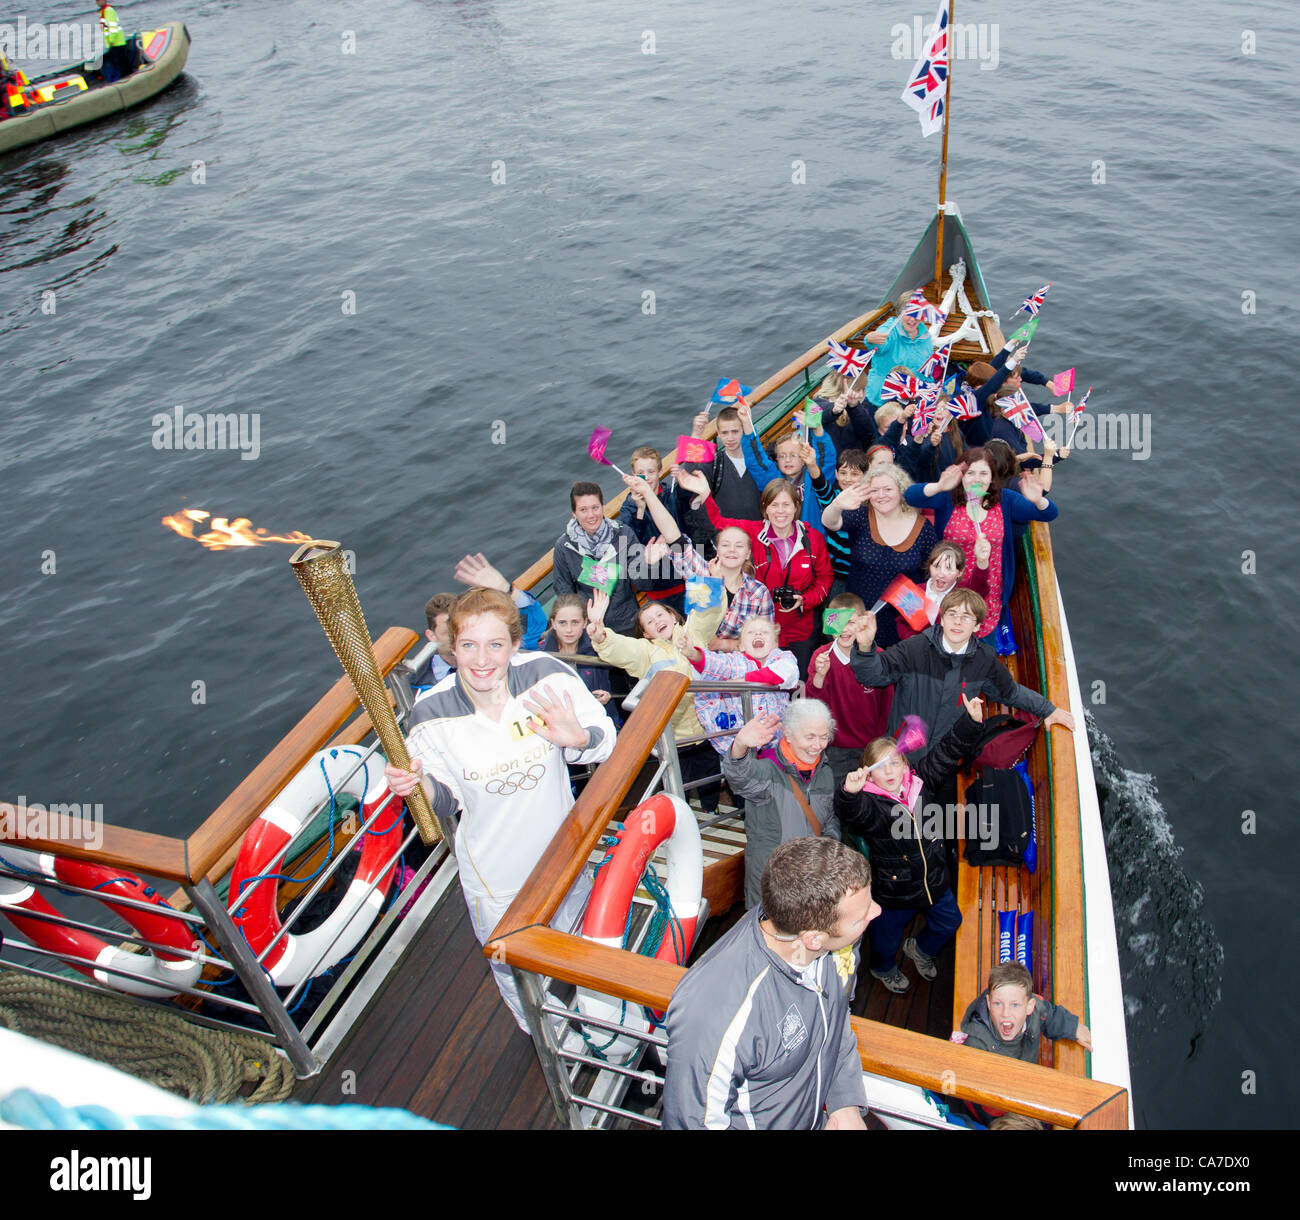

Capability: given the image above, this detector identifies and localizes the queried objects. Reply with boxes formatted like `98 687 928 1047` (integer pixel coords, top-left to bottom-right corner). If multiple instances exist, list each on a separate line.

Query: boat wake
1086 713 1222 1055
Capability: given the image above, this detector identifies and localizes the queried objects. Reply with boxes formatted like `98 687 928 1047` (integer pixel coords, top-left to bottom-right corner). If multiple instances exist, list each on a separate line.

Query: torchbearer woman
385 588 616 1030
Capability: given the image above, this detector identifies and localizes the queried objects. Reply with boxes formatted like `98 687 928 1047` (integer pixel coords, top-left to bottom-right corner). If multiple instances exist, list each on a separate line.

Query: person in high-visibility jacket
98 3 134 81
0 53 29 117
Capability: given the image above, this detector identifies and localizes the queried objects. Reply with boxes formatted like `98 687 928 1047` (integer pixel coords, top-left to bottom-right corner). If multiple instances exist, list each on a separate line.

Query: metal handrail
0 631 455 1079
0 862 206 925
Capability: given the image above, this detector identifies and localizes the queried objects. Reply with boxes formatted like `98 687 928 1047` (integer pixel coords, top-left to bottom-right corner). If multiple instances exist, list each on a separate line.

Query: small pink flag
1051 368 1075 396
587 426 613 466
676 436 716 465
895 715 929 755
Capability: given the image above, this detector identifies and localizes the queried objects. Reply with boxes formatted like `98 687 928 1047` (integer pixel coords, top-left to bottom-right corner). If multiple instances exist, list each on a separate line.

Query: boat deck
292 796 953 1128
854 934 955 1037
292 882 563 1129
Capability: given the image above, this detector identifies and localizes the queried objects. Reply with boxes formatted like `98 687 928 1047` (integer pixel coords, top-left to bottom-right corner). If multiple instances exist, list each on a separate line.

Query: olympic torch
290 541 439 845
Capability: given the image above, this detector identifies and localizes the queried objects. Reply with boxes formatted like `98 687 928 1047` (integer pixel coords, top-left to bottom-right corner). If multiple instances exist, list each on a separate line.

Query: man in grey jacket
662 837 878 1130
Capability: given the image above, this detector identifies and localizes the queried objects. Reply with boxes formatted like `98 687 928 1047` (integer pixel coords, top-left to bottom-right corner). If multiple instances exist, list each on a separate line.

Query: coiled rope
0 972 295 1104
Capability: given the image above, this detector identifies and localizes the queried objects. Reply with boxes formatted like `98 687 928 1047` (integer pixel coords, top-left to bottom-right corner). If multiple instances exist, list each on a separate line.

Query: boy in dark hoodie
958 961 1092 1062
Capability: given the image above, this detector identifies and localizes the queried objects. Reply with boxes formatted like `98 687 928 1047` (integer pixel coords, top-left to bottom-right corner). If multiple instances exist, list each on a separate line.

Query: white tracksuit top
406 651 616 901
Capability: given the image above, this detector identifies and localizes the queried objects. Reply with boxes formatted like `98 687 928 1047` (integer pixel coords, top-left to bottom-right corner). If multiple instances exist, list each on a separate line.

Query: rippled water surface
2 0 1296 1128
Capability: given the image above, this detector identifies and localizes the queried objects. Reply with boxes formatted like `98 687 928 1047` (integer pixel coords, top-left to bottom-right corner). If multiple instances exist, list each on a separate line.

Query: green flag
823 607 854 638
1006 316 1040 346
578 555 620 595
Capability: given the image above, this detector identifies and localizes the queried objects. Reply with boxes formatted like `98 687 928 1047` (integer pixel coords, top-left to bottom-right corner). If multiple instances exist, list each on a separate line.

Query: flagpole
1065 387 1092 448
934 0 955 294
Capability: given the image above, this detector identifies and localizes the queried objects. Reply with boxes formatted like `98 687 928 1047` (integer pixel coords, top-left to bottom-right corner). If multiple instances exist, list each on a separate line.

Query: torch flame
162 509 325 552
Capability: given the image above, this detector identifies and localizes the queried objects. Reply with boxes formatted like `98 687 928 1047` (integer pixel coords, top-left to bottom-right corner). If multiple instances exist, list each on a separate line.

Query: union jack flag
919 342 953 383
1065 386 1093 445
1013 283 1052 318
880 369 921 403
826 339 871 379
996 391 1045 443
901 3 950 138
947 389 981 421
910 389 942 438
901 292 946 328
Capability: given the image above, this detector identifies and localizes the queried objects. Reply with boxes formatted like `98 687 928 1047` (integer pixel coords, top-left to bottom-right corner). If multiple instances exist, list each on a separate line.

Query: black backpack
963 766 1034 866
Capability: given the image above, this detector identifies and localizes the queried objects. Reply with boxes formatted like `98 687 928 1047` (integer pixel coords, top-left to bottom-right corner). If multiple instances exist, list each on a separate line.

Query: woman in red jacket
675 468 832 676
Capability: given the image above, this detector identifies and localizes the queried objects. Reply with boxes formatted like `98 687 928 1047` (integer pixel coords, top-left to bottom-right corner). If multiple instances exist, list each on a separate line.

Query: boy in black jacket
846 587 1069 761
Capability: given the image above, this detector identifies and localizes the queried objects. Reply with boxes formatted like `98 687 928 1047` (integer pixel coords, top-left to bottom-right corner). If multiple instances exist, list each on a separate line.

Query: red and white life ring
583 792 703 963
571 793 704 1062
229 747 404 988
0 849 202 998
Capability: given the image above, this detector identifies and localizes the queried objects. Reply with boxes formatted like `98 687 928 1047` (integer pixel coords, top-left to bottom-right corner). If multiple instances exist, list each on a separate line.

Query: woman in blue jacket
861 292 945 407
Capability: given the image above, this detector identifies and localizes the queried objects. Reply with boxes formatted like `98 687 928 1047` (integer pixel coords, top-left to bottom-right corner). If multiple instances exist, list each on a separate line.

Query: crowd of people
386 288 1090 1128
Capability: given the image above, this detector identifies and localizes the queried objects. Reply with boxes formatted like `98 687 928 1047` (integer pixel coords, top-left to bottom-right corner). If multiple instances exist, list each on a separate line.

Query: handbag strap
785 773 823 837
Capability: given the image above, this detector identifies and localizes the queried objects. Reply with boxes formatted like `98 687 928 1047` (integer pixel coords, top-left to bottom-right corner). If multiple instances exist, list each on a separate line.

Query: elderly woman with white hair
723 699 847 909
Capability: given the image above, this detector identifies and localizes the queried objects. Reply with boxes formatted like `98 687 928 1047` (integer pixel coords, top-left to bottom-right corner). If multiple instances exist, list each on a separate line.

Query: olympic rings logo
484 765 547 796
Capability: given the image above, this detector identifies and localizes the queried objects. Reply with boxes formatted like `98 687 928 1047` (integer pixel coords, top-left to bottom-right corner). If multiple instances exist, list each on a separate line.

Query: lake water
1 0 1295 1129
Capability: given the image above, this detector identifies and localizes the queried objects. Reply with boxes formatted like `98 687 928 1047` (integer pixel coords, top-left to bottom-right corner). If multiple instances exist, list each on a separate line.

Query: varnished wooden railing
492 928 1126 1128
511 303 893 594
0 816 190 883
1 627 416 890
1024 523 1088 1078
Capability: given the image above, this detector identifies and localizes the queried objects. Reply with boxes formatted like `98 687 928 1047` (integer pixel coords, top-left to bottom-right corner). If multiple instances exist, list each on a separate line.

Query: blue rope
577 837 687 1056
232 748 372 915
0 1088 449 1131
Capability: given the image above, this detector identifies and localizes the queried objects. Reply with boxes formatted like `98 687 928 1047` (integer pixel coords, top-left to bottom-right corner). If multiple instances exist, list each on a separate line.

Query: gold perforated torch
290 541 439 845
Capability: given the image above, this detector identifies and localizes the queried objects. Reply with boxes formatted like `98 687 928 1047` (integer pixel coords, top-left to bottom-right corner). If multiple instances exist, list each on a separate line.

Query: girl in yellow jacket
585 587 725 811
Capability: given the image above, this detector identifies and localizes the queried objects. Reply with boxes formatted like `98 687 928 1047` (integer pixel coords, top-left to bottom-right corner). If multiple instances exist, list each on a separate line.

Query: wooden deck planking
471 1021 561 1129
369 934 504 1113
332 889 472 1086
293 890 561 1128
353 920 483 1104
408 970 523 1126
